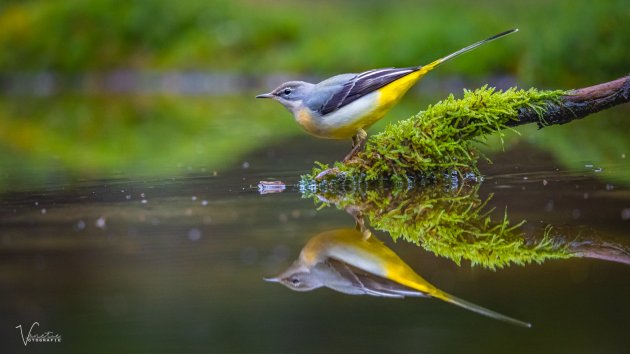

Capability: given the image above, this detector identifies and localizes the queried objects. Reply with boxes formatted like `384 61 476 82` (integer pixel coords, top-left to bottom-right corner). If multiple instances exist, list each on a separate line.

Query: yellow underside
372 70 423 119
297 61 441 139
373 61 440 122
328 62 439 139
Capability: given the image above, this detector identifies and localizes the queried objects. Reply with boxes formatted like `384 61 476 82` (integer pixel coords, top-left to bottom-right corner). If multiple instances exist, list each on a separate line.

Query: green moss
301 181 571 269
307 86 564 184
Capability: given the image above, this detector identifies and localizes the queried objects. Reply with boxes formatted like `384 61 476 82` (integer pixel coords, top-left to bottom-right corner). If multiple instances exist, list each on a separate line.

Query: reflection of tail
433 291 532 328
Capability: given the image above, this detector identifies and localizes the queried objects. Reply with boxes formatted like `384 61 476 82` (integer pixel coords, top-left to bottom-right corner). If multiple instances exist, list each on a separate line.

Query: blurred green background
0 0 628 189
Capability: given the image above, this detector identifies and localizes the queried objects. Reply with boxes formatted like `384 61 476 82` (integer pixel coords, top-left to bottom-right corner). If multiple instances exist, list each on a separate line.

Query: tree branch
511 75 630 128
307 75 630 184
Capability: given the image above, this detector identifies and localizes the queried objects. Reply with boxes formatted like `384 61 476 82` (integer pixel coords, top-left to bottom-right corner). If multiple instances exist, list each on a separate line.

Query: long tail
419 28 518 74
433 290 532 328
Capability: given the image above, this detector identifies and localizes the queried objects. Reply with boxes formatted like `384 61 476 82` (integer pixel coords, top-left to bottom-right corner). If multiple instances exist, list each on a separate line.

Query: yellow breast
295 108 319 136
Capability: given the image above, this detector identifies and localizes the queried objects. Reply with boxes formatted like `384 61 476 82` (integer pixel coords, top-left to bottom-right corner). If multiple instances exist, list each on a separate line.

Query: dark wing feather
326 258 428 298
318 67 418 115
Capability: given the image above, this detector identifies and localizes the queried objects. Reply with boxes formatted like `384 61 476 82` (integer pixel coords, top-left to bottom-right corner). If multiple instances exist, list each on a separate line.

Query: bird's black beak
256 92 273 99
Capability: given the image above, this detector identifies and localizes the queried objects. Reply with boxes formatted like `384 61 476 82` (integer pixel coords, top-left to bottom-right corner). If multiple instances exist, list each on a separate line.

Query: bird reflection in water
265 228 531 328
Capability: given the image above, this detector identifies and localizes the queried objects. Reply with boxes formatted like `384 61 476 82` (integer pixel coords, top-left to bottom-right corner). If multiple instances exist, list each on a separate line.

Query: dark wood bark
510 75 630 128
569 239 630 265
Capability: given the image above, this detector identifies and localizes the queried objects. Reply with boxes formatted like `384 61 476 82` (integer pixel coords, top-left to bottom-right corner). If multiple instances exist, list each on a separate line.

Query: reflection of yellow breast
300 228 433 292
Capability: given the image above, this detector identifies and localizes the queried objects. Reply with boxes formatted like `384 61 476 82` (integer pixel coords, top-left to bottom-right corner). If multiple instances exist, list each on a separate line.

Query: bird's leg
345 205 367 233
345 205 371 239
342 129 368 162
316 129 367 180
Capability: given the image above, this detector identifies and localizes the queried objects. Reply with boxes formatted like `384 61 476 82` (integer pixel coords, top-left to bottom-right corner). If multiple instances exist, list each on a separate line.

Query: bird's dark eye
289 277 300 285
283 88 292 96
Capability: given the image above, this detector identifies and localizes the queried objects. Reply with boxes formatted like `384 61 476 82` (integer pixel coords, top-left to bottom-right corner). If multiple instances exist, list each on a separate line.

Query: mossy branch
306 76 629 185
512 75 630 128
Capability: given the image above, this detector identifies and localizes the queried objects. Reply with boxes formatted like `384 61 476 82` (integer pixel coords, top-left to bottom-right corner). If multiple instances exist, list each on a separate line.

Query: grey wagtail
265 228 531 328
257 29 518 161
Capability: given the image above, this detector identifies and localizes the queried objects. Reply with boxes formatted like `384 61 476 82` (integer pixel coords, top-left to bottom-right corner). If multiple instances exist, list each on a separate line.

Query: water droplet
201 200 208 206
187 228 202 241
240 247 258 265
96 217 107 229
621 208 630 220
76 220 86 230
242 161 250 169
542 179 548 186
41 208 47 214
544 200 554 212
191 196 197 201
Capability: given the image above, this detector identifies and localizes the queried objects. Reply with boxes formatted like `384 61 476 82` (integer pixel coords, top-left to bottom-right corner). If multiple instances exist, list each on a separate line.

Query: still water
0 95 629 353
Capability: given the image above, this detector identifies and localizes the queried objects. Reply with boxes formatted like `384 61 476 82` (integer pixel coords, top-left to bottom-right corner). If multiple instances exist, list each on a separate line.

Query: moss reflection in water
300 179 630 269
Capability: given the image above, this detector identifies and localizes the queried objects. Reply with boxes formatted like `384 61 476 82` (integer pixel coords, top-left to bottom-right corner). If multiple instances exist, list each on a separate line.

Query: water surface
0 96 629 353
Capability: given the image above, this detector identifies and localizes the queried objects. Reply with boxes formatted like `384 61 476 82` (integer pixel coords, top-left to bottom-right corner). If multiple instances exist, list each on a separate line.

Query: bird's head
263 261 322 292
256 81 314 113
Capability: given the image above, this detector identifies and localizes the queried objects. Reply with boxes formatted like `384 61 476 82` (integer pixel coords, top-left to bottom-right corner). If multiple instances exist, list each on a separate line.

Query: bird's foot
342 147 361 163
343 129 367 162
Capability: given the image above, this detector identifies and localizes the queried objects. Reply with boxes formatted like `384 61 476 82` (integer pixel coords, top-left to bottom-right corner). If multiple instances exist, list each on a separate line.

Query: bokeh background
0 0 628 188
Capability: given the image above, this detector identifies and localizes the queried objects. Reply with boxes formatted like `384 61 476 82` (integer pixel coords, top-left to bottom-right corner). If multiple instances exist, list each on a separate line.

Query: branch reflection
301 180 630 268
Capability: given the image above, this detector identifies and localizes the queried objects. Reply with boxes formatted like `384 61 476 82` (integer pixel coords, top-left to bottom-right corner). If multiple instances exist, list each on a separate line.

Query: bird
256 29 518 161
265 228 531 328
